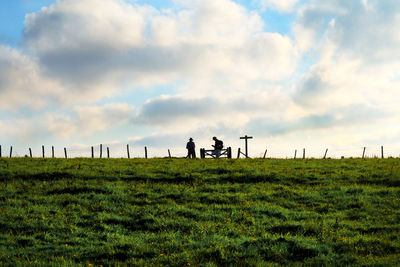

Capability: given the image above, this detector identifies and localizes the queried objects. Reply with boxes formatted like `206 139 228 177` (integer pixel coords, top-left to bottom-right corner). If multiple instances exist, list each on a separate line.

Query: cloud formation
293 0 400 115
18 0 297 103
1 0 400 156
0 45 62 110
47 103 134 139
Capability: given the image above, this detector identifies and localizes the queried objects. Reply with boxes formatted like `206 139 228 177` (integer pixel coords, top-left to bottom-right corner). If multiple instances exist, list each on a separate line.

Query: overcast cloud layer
1 0 400 157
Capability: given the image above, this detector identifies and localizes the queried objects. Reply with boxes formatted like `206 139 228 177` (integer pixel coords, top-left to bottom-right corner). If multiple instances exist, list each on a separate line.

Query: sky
1 0 400 158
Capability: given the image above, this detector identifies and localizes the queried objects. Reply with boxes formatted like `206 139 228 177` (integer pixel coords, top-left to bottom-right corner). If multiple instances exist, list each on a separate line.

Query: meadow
0 157 399 266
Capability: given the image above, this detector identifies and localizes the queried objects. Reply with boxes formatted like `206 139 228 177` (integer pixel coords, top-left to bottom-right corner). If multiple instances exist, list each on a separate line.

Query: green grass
0 158 399 266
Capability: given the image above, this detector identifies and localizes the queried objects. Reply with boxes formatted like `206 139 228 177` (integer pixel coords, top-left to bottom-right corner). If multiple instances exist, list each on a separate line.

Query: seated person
212 136 223 158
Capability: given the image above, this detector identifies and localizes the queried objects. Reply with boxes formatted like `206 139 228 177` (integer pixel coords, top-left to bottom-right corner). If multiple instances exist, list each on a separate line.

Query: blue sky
1 0 400 158
0 0 52 46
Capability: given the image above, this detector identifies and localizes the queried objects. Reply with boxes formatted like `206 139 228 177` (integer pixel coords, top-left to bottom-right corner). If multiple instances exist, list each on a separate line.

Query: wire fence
1 144 399 159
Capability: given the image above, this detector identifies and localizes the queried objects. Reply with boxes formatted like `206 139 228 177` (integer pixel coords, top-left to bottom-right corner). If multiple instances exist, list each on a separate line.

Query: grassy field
0 157 399 266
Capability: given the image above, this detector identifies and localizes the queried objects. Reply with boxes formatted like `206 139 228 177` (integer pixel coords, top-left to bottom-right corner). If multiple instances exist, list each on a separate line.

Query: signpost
239 135 253 158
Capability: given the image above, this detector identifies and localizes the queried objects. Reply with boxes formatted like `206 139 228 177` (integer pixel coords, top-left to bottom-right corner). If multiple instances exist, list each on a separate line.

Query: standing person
212 136 223 158
186 138 196 158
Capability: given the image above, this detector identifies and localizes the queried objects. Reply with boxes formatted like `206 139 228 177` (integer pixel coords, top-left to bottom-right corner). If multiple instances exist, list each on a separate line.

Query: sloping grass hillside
0 158 399 266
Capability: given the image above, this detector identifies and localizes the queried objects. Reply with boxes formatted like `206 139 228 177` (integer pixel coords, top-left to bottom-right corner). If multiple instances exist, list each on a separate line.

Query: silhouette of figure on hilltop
212 136 223 158
186 138 196 158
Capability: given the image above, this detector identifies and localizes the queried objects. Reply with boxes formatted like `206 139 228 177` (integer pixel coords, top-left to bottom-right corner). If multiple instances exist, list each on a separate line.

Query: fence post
52 146 55 158
323 149 328 159
42 145 45 158
381 146 384 159
294 149 297 159
91 146 94 158
303 148 305 159
227 147 232 159
168 149 171 158
200 148 205 159
100 144 103 158
107 147 110 158
145 146 148 159
127 144 130 159
237 148 241 159
0 145 2 157
64 148 68 159
29 148 32 158
10 146 12 158
263 149 268 159
362 147 366 159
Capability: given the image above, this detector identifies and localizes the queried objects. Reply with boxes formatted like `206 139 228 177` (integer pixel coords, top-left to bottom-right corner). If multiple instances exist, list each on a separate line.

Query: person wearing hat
186 138 196 158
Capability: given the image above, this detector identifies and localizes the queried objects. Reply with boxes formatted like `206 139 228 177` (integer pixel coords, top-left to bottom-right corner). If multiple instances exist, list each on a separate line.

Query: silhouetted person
186 138 196 158
212 136 223 158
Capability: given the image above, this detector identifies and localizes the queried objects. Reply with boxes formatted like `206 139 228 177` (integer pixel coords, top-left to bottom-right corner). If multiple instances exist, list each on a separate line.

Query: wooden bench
200 147 232 159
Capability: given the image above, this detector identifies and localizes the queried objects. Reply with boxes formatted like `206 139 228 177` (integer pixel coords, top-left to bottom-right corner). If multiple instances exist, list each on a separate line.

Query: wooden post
100 144 103 158
168 149 171 158
200 148 205 159
362 147 366 159
237 148 241 159
263 149 268 159
10 146 12 158
64 148 68 159
303 148 305 159
0 145 2 157
227 147 232 159
127 144 130 159
240 135 253 158
145 146 148 159
323 149 328 159
29 148 32 158
42 145 45 158
91 146 94 158
381 146 384 159
294 149 297 159
52 146 55 158
245 138 248 158
107 147 110 158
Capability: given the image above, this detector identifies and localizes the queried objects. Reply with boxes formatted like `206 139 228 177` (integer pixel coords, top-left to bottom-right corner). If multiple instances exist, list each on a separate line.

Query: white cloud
0 0 299 111
16 0 297 105
0 118 48 144
47 103 134 139
293 0 400 58
0 45 62 110
0 103 134 145
23 0 147 52
292 0 400 116
132 88 293 134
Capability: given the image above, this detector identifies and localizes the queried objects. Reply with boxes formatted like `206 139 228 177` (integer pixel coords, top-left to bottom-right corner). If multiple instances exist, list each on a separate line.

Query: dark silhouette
186 138 196 158
212 136 223 158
